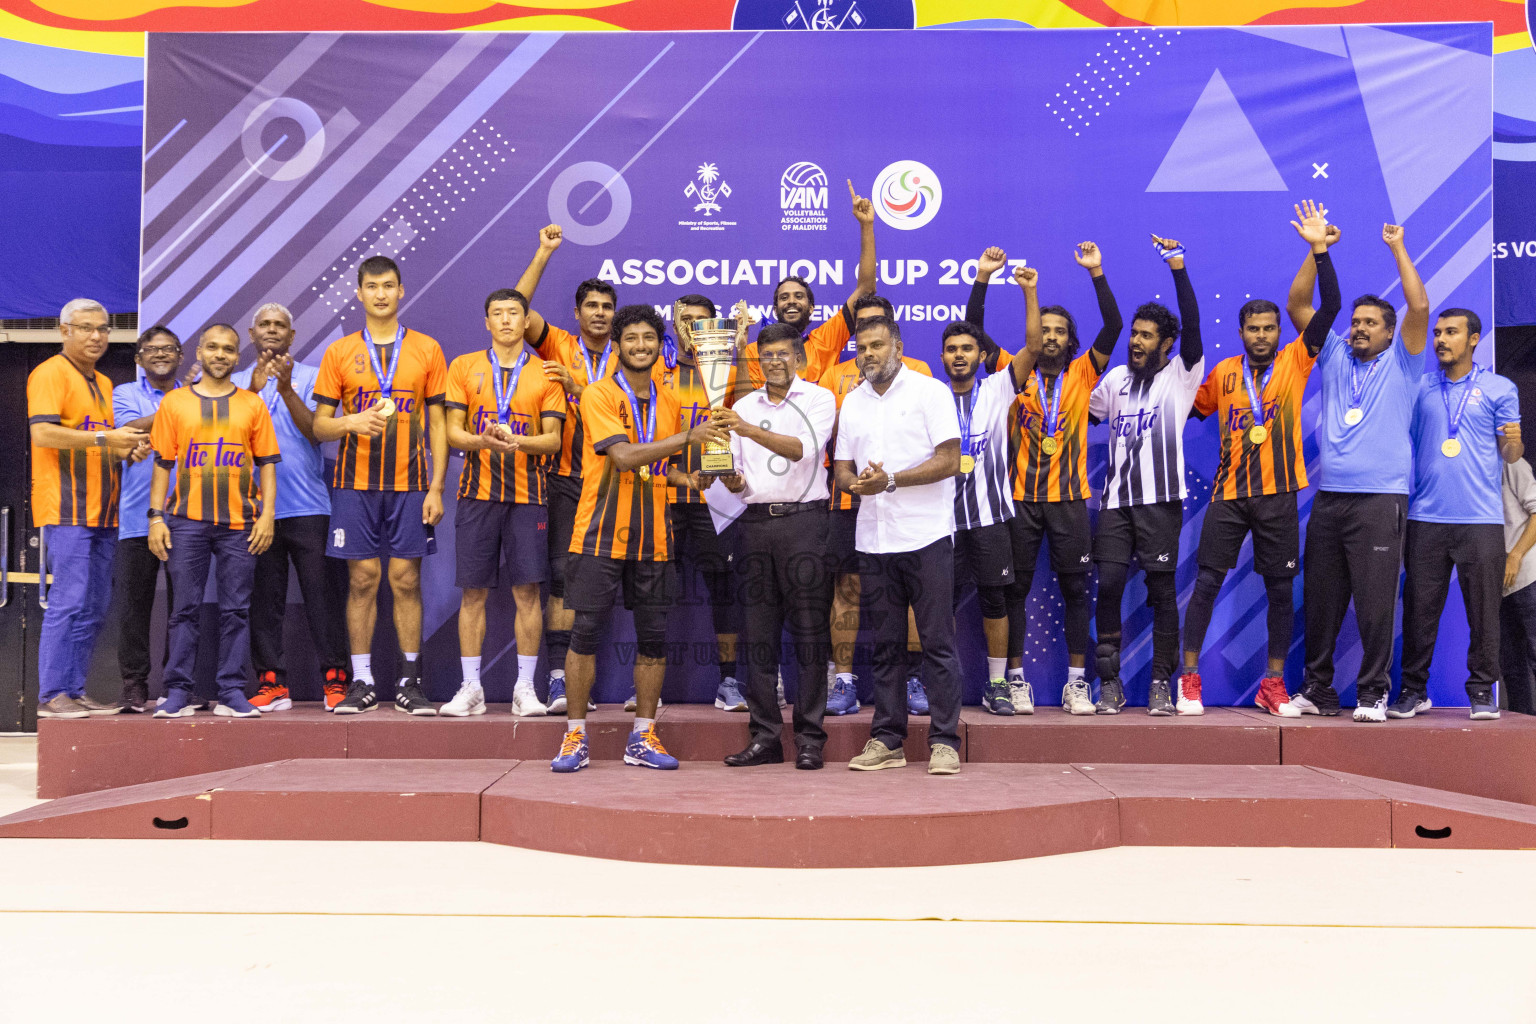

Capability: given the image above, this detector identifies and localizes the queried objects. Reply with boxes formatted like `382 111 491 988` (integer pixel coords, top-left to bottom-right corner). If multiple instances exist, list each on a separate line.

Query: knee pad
977 585 1009 620
1058 571 1089 604
1194 566 1225 602
1095 639 1121 683
569 611 604 657
1144 571 1178 607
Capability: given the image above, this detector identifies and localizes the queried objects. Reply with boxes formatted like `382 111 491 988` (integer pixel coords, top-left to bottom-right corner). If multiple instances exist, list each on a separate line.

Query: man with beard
1395 309 1520 720
1181 202 1340 717
742 180 877 386
515 226 622 712
1287 224 1429 721
234 303 351 712
1088 235 1205 715
968 244 1124 714
550 305 727 772
833 316 964 775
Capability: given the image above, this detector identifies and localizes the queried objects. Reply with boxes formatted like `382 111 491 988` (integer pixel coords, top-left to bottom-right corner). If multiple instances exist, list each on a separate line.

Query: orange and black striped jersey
315 328 447 492
533 323 621 480
818 355 933 511
1011 352 1102 504
27 353 120 528
446 347 567 505
660 358 746 505
1194 337 1317 500
570 376 685 562
743 306 854 387
151 386 281 530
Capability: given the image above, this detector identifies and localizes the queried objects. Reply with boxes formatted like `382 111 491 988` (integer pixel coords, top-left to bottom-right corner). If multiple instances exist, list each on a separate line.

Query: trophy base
697 450 736 477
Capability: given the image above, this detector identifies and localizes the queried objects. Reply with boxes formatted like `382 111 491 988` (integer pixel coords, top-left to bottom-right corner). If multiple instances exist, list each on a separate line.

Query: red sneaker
1255 675 1300 718
1176 671 1204 716
249 671 292 713
323 668 349 712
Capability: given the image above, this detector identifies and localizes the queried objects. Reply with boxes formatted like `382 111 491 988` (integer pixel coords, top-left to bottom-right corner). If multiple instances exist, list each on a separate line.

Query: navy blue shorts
326 489 437 560
455 499 549 589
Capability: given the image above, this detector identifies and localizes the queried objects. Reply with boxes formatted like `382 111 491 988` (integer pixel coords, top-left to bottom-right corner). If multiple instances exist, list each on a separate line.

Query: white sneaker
1009 681 1035 715
511 681 548 717
1062 677 1096 715
1353 693 1388 723
440 682 486 718
622 693 661 712
1176 673 1205 717
776 670 787 709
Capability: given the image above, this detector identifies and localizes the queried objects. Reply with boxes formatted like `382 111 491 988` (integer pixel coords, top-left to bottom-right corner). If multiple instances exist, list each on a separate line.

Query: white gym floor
1 735 1533 1022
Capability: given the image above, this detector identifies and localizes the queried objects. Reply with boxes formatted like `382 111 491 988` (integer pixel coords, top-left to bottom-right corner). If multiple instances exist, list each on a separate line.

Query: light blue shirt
113 368 178 540
1316 329 1425 495
1409 368 1519 525
231 361 330 520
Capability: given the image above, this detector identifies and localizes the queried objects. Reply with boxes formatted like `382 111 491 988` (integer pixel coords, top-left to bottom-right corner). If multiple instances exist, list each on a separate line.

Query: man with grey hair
231 302 350 711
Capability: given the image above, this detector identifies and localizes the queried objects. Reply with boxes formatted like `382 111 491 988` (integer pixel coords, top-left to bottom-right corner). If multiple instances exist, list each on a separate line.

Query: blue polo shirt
1409 367 1519 525
113 369 178 540
231 361 330 520
1316 329 1425 495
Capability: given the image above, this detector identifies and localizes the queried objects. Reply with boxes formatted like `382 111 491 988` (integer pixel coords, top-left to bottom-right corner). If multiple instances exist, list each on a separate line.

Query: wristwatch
884 471 897 494
147 509 164 522
93 432 106 447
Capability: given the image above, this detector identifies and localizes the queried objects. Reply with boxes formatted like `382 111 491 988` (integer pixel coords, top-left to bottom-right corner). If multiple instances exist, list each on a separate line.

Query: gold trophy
687 311 741 476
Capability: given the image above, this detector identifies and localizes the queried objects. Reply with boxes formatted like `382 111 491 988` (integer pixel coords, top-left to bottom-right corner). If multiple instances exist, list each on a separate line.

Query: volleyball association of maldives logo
873 160 942 230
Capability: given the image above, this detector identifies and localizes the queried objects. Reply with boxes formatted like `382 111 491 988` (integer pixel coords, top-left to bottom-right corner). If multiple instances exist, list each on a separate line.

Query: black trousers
1303 491 1406 700
250 514 348 688
1400 520 1504 700
859 537 961 751
1500 580 1536 715
736 507 832 750
113 535 174 686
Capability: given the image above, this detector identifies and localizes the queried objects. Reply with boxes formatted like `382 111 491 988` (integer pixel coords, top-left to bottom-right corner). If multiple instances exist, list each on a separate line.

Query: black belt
744 500 824 518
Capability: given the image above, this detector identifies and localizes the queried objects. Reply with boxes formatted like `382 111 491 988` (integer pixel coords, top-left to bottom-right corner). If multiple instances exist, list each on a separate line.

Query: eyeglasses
139 345 180 357
64 322 111 337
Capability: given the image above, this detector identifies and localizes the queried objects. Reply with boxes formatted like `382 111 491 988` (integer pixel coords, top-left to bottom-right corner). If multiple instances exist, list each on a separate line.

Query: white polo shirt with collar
730 374 837 505
833 363 961 554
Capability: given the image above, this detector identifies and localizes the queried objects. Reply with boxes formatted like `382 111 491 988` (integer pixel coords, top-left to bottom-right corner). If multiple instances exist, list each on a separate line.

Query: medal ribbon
1241 358 1274 429
1440 365 1480 442
956 389 975 457
1348 352 1383 411
613 371 658 475
584 341 613 384
1034 369 1062 446
364 325 405 409
489 346 528 425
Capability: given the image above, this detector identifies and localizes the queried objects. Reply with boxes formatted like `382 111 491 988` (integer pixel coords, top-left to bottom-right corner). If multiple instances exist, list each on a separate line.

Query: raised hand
1290 199 1330 248
1324 224 1342 248
538 224 563 253
848 179 874 226
1014 265 1039 290
543 359 576 393
1382 223 1405 249
1073 241 1103 271
248 351 271 392
978 247 1007 278
272 353 295 392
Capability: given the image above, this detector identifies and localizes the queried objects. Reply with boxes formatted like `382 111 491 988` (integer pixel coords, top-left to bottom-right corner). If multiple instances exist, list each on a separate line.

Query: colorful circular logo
873 159 941 230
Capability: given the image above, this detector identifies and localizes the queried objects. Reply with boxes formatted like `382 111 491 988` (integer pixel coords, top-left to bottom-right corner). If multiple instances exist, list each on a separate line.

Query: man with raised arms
312 256 449 716
1287 224 1429 721
549 305 727 773
1087 235 1204 715
439 288 566 718
1181 202 1341 717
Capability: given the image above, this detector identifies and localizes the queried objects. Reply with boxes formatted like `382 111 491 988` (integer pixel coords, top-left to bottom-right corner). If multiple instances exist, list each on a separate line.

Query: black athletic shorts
826 507 860 576
1009 499 1093 575
454 499 549 589
546 473 581 598
954 521 1014 592
1094 499 1182 572
563 553 676 615
1197 491 1300 577
670 502 738 573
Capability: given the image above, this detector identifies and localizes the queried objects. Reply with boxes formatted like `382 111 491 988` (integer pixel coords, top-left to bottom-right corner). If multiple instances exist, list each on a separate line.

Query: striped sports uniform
1091 357 1205 513
150 386 281 530
744 307 854 387
28 353 120 529
446 347 567 506
952 369 1020 618
569 376 685 562
1012 354 1102 505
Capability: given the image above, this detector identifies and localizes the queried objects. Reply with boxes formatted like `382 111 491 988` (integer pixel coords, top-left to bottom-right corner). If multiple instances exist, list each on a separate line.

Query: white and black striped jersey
1089 356 1204 509
953 369 1019 530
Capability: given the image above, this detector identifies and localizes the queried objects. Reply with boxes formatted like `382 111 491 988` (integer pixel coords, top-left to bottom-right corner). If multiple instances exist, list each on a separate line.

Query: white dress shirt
834 363 962 554
730 374 837 505
1503 458 1536 596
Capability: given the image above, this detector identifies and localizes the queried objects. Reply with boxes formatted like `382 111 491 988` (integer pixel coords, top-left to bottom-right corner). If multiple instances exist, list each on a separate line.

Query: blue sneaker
545 676 595 714
623 725 679 770
714 676 747 712
1469 685 1501 720
906 677 929 716
214 691 261 718
550 729 590 773
153 687 196 719
826 676 860 715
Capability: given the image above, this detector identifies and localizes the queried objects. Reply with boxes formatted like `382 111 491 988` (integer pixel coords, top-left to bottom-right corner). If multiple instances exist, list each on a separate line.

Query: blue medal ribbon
1034 369 1063 446
956 389 975 457
489 346 528 425
1241 357 1274 429
1348 352 1383 411
1440 365 1480 442
613 371 658 478
364 325 405 409
584 341 613 384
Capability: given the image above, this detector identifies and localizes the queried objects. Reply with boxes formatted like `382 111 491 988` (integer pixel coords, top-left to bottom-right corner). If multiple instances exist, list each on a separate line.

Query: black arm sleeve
1090 273 1124 359
1302 251 1341 356
965 275 1002 372
1174 266 1202 369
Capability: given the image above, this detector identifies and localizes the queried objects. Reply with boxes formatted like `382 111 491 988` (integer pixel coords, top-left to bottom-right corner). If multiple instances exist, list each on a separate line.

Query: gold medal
376 396 396 418
637 465 651 481
959 454 976 474
1441 438 1462 458
1344 407 1363 426
1041 436 1059 457
1248 425 1268 445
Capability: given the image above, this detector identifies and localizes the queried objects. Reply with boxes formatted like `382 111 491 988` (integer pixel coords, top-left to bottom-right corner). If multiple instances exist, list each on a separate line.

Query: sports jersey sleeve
250 403 282 465
111 385 136 426
584 384 629 453
539 376 567 420
806 308 853 371
444 357 469 411
911 359 934 378
1193 368 1220 419
425 344 448 404
1494 377 1521 427
1176 354 1206 402
26 362 65 425
1318 329 1346 370
1088 376 1110 423
314 346 344 408
149 394 180 467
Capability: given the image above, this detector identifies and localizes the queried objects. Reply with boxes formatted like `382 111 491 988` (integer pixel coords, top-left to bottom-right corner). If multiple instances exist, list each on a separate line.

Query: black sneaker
394 678 437 716
1386 691 1432 719
1468 686 1501 721
1095 678 1125 715
1290 682 1341 717
1146 679 1175 716
120 682 150 714
333 681 379 715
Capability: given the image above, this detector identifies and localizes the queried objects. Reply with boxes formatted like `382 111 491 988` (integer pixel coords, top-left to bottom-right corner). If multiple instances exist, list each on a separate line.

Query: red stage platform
36 703 1536 810
5 758 1536 865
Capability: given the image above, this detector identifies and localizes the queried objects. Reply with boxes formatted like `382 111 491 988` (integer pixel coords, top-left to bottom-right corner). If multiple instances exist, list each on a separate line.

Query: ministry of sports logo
679 162 736 232
780 161 828 232
873 159 941 230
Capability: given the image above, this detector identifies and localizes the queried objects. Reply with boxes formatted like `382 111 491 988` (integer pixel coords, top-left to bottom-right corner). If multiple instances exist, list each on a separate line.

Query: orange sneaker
249 671 292 713
323 668 349 712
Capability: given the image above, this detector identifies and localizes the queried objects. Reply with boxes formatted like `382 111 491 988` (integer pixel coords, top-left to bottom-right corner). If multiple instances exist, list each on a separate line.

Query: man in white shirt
1500 457 1536 715
718 324 839 769
832 315 964 775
